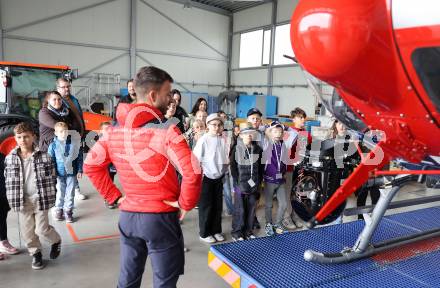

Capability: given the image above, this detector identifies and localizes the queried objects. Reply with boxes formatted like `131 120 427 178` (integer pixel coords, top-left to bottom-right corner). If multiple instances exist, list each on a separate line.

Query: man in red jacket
84 66 202 288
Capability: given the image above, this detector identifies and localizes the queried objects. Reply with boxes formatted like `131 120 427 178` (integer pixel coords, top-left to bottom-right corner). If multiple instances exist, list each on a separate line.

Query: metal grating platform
209 207 440 288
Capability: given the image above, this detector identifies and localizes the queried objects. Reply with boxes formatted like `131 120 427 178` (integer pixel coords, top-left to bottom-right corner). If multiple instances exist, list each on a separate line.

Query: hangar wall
231 0 316 117
0 0 229 99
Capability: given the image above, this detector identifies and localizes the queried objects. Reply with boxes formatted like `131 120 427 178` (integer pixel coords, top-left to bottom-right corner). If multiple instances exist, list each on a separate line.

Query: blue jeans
222 173 234 215
55 176 76 211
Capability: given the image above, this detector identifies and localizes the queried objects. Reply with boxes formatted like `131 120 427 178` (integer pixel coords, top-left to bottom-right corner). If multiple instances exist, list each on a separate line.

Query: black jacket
230 140 263 194
38 107 81 152
174 105 188 133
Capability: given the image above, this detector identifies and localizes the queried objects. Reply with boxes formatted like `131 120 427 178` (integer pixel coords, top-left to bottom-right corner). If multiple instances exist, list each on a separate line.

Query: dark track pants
231 192 257 238
198 176 223 238
118 211 184 288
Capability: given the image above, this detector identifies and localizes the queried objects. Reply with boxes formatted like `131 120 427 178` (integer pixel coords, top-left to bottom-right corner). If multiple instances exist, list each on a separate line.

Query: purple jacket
263 141 287 184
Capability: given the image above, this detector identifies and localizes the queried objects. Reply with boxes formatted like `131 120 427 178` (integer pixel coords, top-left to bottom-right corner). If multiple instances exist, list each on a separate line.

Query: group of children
178 104 310 243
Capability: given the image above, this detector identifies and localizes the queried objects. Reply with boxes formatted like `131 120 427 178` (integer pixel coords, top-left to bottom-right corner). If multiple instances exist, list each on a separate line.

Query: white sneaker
213 233 225 242
75 189 87 200
199 236 216 244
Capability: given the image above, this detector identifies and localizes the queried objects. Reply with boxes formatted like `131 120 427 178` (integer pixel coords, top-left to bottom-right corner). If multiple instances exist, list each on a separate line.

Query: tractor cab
0 62 76 120
0 62 110 156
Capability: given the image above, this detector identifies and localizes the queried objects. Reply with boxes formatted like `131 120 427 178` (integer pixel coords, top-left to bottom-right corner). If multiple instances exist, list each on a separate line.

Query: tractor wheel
0 125 17 156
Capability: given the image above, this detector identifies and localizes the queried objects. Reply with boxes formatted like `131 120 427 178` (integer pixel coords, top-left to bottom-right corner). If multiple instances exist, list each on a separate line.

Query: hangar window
239 29 271 68
412 47 440 113
274 24 294 65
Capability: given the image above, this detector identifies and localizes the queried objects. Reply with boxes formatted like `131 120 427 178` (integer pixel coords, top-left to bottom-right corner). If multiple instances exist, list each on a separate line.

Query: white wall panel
1 0 108 29
2 0 129 48
272 86 315 117
272 66 306 85
231 69 267 95
137 52 226 95
277 0 299 23
1 0 230 99
4 39 130 77
233 3 272 32
138 0 228 59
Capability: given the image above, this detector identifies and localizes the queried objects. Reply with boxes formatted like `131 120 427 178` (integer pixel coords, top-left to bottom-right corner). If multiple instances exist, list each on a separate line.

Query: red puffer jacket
84 103 202 213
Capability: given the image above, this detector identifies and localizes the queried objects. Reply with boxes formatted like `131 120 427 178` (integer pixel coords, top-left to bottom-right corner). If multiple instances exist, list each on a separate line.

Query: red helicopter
289 0 440 263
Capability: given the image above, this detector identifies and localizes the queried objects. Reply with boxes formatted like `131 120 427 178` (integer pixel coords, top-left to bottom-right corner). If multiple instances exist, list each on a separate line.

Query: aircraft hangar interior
0 0 439 287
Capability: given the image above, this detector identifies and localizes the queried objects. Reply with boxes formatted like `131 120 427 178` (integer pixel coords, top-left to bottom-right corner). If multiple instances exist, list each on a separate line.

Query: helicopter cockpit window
303 70 367 133
10 67 62 119
412 47 440 114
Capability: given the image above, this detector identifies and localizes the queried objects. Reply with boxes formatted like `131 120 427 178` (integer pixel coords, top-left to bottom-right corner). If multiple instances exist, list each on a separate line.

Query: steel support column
267 0 277 96
130 0 137 78
226 15 233 90
0 8 3 61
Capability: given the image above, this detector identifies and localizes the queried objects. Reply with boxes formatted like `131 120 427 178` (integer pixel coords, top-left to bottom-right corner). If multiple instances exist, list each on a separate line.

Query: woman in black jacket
38 91 81 152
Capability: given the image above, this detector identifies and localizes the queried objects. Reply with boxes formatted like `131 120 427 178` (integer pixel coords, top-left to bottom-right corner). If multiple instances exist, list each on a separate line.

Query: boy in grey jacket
5 122 61 270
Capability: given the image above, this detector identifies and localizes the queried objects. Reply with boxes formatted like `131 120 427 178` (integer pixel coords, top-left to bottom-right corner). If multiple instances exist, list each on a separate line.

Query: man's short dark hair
14 122 35 135
291 107 307 118
127 79 134 86
217 110 226 115
134 66 173 98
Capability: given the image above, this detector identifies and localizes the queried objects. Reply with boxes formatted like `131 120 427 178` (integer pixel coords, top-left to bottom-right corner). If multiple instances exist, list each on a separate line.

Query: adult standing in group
84 66 202 288
119 79 137 104
38 91 81 152
113 79 137 123
171 89 188 133
187 97 208 129
56 78 87 200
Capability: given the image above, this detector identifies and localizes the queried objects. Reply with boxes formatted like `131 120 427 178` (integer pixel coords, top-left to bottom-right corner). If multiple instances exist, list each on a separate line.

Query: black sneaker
65 211 74 223
50 241 61 259
53 209 64 221
246 233 257 240
32 252 44 270
232 235 245 242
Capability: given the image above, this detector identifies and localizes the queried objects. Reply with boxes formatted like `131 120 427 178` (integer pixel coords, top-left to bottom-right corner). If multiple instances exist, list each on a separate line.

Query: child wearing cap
246 108 265 148
193 113 230 244
246 108 266 230
230 123 263 241
262 121 298 236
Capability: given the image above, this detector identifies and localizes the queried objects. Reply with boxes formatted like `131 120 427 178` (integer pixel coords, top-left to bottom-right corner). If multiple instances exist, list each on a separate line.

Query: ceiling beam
166 0 231 16
232 0 273 14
